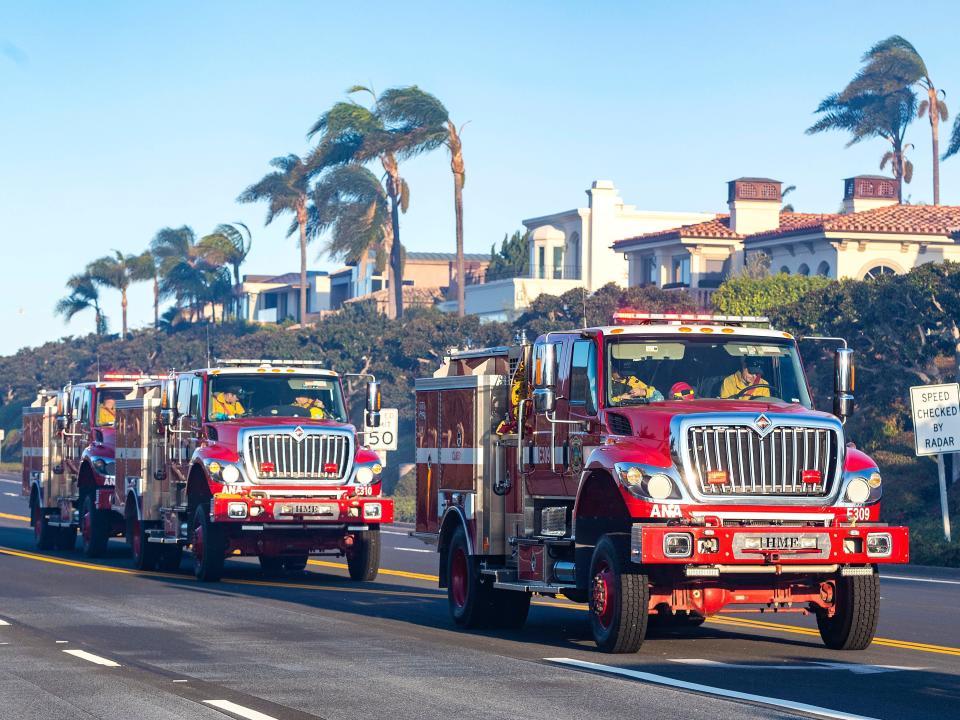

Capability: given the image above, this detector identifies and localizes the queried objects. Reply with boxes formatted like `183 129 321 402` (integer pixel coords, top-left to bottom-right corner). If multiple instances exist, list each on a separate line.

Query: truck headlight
363 503 382 519
227 502 247 519
221 464 241 484
646 473 674 501
663 533 692 558
356 467 374 485
846 477 870 504
866 532 892 557
867 471 882 488
615 464 677 500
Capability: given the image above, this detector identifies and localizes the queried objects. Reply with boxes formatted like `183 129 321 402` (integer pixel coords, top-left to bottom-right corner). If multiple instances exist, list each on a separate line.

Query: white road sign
909 383 960 456
364 408 398 452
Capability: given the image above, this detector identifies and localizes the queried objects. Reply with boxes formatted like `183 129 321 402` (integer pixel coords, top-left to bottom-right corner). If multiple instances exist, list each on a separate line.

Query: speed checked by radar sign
909 383 960 455
364 408 398 452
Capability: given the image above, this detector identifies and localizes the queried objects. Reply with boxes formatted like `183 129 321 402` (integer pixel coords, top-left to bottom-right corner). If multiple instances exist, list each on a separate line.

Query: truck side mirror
536 343 558 389
533 387 556 414
160 379 178 426
833 347 855 419
366 381 382 428
57 390 70 428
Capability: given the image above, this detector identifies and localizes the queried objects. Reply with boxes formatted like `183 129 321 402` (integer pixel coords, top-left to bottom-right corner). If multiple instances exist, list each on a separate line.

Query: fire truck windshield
605 337 812 408
95 389 131 427
207 375 347 422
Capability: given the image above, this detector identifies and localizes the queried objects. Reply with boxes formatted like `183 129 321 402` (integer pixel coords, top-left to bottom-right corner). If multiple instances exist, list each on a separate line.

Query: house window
863 264 896 280
672 255 690 285
701 257 729 288
263 294 278 309
537 246 546 279
552 246 564 279
797 263 810 276
567 232 581 280
817 261 830 277
640 256 657 286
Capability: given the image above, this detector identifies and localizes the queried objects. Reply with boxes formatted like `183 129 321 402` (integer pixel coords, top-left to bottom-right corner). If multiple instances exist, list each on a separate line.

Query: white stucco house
614 176 960 304
453 180 713 321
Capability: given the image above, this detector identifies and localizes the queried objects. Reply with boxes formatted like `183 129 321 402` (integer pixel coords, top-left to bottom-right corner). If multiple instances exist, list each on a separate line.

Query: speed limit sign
364 408 398 452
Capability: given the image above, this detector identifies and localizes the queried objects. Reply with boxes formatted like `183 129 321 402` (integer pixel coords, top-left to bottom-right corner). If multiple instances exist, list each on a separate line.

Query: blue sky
2 1 959 355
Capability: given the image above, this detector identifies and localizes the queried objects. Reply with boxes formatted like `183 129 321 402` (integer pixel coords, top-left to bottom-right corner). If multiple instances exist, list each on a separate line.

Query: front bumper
631 523 909 569
212 494 394 525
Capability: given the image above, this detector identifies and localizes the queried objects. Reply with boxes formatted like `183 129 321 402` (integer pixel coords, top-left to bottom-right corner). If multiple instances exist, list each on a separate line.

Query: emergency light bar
214 358 326 368
611 311 771 328
100 372 161 382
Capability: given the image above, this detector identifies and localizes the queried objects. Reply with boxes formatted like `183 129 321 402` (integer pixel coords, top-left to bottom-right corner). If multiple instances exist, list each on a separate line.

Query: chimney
842 175 898 214
727 178 782 235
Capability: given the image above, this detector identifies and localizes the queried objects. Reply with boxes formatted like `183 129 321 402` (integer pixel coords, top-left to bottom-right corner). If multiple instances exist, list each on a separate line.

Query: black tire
31 500 57 551
192 503 226 582
258 555 285 576
817 572 880 650
126 509 158 571
157 545 184 572
80 494 109 558
488 588 531 630
446 526 492 628
284 555 309 574
347 527 381 581
588 534 649 653
55 526 77 551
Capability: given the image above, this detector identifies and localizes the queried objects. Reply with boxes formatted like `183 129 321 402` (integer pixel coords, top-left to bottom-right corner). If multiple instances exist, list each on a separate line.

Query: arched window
566 232 581 280
779 266 790 275
816 261 830 277
797 263 810 276
863 265 896 280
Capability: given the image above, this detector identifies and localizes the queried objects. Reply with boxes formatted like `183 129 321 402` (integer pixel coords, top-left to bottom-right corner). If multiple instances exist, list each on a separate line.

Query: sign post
909 383 959 542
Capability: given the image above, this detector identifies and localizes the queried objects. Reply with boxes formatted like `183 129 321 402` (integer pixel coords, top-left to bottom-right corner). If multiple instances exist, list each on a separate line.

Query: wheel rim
81 502 92 547
591 560 615 629
131 518 142 561
450 546 468 609
193 518 204 566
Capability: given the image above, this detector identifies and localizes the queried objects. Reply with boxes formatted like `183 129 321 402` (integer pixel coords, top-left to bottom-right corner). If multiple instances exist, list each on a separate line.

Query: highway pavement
0 472 958 720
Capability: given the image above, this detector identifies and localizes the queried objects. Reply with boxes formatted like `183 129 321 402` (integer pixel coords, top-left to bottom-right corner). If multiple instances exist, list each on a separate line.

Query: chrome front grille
244 431 352 482
686 425 839 497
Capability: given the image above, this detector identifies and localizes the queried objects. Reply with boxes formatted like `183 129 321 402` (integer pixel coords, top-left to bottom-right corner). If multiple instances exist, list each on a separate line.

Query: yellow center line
307 559 438 582
0 512 31 522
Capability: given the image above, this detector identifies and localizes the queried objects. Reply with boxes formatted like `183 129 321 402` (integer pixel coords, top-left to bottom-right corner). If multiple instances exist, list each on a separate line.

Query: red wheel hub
450 547 468 609
592 561 615 629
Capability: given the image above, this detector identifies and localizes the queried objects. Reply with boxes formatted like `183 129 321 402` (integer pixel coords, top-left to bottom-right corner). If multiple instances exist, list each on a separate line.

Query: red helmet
669 382 695 400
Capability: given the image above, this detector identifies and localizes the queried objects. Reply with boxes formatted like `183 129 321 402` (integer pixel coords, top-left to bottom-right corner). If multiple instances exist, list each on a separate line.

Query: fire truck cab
112 359 393 581
23 374 155 555
414 312 909 653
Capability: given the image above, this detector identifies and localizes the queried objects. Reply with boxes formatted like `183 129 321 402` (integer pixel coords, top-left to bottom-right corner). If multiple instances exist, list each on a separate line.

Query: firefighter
291 394 326 419
610 368 663 403
669 381 696 401
210 386 246 419
97 396 117 425
720 360 770 399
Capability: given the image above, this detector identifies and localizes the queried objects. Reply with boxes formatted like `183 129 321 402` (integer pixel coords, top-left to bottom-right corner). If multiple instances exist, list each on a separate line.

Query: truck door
65 387 90 481
415 390 440 534
527 338 568 497
169 374 201 483
561 337 601 496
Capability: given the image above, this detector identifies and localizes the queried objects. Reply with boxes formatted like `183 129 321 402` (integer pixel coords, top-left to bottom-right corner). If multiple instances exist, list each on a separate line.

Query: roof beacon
611 311 771 328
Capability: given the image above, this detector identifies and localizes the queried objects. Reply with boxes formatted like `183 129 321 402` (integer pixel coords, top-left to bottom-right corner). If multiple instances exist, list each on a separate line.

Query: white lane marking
546 658 880 720
670 659 920 675
55 640 68 644
203 700 279 720
381 530 409 536
0 620 9 626
883 574 960 586
0 479 20 485
63 649 120 667
3 492 19 497
393 547 431 553
172 679 188 683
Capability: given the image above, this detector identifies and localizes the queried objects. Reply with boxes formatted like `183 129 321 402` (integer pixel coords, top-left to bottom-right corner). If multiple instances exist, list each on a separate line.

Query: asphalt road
1 473 958 720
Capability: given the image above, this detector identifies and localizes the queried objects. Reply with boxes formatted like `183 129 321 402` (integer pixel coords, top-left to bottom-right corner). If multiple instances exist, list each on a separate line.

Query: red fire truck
414 312 909 653
111 359 393 581
22 374 155 555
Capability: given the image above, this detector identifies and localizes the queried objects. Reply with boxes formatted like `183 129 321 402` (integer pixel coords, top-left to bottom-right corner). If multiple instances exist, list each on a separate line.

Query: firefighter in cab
97 396 117 426
291 394 326 419
610 367 663 403
721 359 770 399
211 386 246 419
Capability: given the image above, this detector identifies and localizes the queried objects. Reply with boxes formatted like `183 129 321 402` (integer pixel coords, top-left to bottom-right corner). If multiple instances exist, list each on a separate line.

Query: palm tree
86 250 154 338
55 273 107 335
308 86 446 319
781 184 796 213
842 36 948 204
310 164 392 284
807 87 917 202
151 226 204 321
197 223 252 318
237 156 313 325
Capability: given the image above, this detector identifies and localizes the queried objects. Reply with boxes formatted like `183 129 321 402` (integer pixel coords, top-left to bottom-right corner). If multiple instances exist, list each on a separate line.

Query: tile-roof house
613 176 960 299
